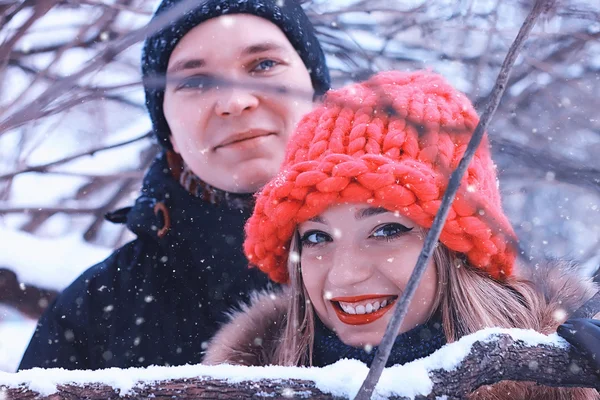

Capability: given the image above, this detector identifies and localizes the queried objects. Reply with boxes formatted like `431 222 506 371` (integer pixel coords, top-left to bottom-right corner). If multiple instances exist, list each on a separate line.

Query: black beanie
141 0 331 150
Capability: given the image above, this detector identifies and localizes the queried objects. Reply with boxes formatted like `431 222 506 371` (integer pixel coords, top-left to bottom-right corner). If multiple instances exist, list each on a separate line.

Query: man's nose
214 84 259 117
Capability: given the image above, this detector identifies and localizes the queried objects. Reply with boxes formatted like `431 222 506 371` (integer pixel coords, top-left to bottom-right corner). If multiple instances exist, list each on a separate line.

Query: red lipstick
330 294 397 326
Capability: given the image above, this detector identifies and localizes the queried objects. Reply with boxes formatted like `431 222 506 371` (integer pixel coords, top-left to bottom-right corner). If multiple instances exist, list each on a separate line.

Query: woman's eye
251 59 279 73
177 75 213 90
371 223 413 239
300 231 332 247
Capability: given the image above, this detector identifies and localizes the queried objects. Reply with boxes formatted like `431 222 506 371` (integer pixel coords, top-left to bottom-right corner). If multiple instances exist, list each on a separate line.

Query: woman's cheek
301 253 329 289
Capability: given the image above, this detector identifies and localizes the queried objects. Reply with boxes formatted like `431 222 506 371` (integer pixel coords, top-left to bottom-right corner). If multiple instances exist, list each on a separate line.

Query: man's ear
169 135 180 153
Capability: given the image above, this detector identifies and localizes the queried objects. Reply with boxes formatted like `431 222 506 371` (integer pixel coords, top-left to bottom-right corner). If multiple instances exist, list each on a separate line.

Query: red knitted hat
244 70 516 283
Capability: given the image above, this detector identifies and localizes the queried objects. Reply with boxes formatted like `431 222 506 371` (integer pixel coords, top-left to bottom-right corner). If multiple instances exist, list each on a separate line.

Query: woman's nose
327 246 373 288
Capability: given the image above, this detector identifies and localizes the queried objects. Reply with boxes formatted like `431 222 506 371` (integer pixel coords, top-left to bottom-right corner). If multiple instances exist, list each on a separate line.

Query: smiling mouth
215 132 275 150
331 294 398 326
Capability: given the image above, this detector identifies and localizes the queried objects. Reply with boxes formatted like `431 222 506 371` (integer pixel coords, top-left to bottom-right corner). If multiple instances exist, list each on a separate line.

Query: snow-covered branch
2 329 599 400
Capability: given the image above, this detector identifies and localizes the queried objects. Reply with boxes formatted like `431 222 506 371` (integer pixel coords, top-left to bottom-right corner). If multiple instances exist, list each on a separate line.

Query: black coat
18 152 274 370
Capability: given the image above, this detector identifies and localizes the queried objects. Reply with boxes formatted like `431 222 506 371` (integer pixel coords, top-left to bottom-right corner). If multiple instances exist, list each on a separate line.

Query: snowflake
289 251 300 263
553 308 567 322
220 15 236 28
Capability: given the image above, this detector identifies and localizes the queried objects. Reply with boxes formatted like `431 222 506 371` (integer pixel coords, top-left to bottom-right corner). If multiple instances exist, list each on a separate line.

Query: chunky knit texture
244 70 517 283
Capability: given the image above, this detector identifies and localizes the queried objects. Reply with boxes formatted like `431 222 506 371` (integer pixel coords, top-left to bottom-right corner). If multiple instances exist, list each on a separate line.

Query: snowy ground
0 307 37 373
0 229 113 372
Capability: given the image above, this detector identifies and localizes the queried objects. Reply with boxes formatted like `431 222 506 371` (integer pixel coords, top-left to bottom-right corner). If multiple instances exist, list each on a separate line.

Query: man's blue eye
178 76 212 90
254 59 278 72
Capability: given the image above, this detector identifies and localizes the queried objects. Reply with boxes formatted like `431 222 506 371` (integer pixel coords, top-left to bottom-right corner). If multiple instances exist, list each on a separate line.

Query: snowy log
2 329 599 400
0 268 57 319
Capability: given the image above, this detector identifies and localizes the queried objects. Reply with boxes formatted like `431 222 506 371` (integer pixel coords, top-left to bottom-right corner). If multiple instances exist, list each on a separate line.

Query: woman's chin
337 330 384 349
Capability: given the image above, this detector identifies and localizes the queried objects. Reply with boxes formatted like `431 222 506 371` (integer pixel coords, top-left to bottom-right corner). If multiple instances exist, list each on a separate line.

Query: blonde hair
274 232 541 366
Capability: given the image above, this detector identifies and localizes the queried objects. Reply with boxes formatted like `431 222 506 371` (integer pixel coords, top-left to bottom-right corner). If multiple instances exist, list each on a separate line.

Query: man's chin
224 161 280 193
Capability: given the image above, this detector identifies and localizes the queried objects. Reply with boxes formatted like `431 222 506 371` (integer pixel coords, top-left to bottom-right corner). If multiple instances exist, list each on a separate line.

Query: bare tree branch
74 0 153 15
0 206 100 215
0 0 60 63
491 138 600 192
82 144 156 242
0 131 152 181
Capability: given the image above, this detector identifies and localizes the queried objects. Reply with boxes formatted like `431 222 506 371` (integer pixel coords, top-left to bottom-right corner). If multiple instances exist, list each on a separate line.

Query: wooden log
2 332 599 400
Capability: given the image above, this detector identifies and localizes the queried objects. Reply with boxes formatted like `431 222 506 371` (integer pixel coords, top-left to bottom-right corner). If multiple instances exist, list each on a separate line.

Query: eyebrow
166 42 286 75
167 58 205 74
241 42 287 57
355 207 389 220
308 215 325 224
307 207 390 224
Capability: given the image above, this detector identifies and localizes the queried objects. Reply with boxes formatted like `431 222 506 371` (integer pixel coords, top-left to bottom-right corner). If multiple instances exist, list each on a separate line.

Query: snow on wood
2 328 599 399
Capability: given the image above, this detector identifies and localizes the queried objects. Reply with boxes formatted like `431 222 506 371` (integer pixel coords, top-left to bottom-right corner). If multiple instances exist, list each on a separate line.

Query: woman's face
298 203 438 347
163 14 314 193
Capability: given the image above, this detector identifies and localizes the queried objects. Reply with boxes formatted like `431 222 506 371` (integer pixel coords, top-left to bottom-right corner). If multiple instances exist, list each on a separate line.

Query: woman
204 70 600 399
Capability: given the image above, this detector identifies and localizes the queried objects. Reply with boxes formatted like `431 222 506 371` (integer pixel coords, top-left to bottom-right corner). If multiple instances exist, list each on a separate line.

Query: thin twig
83 144 156 242
353 1 554 399
75 0 153 15
0 131 152 180
8 60 143 108
0 206 100 214
32 170 145 179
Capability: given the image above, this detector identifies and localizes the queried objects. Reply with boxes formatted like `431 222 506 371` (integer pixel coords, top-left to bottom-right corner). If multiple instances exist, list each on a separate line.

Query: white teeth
339 299 394 315
340 303 356 314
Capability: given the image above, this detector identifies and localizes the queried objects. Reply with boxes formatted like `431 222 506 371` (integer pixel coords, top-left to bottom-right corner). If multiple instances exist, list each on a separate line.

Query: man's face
163 14 315 193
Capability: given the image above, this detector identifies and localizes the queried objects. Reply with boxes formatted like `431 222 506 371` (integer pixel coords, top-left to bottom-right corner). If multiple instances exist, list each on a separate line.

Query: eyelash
371 223 413 242
249 58 282 74
299 223 413 248
176 75 214 91
300 230 331 248
173 58 281 91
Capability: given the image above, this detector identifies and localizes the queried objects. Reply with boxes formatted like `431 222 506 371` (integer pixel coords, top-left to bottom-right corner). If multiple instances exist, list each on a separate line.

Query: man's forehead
168 39 290 73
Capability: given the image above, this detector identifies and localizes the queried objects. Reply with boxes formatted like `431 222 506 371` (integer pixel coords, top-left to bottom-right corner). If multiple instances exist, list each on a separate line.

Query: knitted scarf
166 151 254 212
312 315 446 368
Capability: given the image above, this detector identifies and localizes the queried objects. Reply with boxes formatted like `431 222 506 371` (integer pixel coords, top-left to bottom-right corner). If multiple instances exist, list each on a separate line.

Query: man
19 0 329 370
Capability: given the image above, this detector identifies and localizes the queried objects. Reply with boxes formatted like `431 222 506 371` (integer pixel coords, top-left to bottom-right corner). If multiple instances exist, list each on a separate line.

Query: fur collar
203 260 600 399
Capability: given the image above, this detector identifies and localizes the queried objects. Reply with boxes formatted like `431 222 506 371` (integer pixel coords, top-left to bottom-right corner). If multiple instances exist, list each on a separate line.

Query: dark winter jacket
203 261 600 400
18 152 274 370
